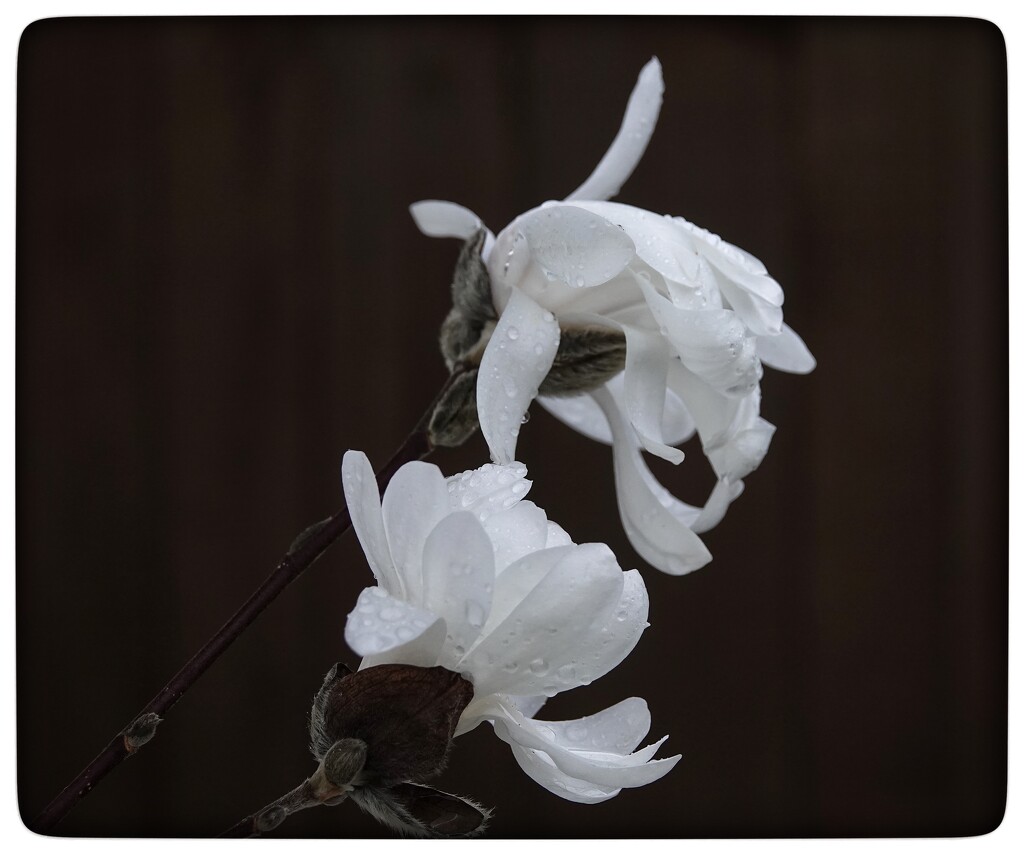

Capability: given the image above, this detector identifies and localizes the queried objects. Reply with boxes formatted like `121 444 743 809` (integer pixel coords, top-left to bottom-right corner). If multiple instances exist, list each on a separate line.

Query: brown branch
33 370 468 833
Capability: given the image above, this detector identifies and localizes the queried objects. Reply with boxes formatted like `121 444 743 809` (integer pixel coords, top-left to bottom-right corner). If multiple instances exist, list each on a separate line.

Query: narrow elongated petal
420 512 496 663
756 323 817 374
477 289 560 464
592 386 712 575
716 272 784 337
509 744 623 804
517 204 636 289
345 587 442 660
636 462 744 535
538 372 693 446
565 57 664 202
381 461 452 604
540 697 652 755
342 450 402 597
622 325 684 463
462 543 623 697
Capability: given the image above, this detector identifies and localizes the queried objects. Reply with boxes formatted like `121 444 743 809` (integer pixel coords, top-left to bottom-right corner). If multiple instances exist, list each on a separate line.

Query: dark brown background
17 17 1007 837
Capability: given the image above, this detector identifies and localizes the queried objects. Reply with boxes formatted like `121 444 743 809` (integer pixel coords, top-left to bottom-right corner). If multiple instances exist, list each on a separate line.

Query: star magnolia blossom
410 57 815 576
340 451 680 803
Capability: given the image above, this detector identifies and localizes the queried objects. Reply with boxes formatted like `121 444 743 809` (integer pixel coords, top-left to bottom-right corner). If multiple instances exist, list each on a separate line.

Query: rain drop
508 326 520 340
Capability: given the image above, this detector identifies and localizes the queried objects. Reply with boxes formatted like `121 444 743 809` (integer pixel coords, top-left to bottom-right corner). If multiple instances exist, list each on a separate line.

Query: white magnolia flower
340 450 680 803
410 58 815 576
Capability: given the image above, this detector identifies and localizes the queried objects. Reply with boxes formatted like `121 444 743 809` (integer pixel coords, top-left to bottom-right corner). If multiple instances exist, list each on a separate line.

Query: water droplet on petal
507 326 520 340
465 601 486 628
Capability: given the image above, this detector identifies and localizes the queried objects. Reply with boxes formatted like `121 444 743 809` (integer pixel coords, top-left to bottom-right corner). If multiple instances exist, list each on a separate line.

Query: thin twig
33 370 467 833
219 779 327 839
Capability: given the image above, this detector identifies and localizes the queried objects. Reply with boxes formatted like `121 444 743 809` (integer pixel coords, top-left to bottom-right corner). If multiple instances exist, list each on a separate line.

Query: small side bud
427 368 479 448
254 805 287 834
123 713 162 754
323 738 367 788
287 517 332 558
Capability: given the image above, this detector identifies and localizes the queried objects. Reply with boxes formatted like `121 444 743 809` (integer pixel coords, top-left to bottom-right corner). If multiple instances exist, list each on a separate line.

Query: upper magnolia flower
340 450 680 804
410 58 815 576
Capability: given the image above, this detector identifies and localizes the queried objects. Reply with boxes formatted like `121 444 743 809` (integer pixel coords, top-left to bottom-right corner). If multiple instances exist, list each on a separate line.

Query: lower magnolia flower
338 451 680 820
412 57 815 576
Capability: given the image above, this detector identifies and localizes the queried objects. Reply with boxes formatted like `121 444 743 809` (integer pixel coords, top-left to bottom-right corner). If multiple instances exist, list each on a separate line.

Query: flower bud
309 663 473 788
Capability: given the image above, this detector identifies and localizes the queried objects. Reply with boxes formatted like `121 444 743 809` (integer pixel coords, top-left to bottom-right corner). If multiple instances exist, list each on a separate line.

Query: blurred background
17 17 1006 837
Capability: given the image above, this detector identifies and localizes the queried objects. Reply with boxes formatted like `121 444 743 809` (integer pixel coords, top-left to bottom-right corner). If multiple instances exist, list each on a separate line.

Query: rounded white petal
565 57 664 202
483 500 551 575
756 322 816 374
380 460 452 604
445 461 531 521
345 586 442 662
516 204 636 289
716 271 784 337
341 450 402 597
544 520 575 548
591 386 713 575
477 289 560 465
462 543 624 697
420 511 496 664
479 545 575 641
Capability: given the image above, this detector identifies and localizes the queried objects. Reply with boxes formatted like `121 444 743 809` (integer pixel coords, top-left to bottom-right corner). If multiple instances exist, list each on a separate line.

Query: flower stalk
32 369 470 833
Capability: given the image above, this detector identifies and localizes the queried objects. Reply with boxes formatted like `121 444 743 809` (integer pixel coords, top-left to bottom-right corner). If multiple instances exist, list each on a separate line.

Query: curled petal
420 512 495 663
488 698 680 791
409 199 495 259
715 270 784 337
539 697 652 755
538 372 694 447
509 744 623 804
477 289 560 464
517 204 636 289
565 57 664 202
667 360 774 481
622 325 684 463
756 323 816 374
381 461 452 604
345 587 443 664
640 279 760 396
341 450 402 597
591 386 712 575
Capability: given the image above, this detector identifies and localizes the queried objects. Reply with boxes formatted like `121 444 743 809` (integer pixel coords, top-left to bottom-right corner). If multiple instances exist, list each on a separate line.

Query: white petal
361 618 448 670
591 386 712 575
517 204 635 289
716 271 784 337
636 463 744 536
476 544 576 647
463 543 624 697
540 697 652 755
508 694 548 718
409 199 481 240
756 323 816 374
489 699 681 790
483 500 551 575
380 461 452 605
564 57 664 202
571 201 699 285
445 461 531 522
640 279 760 396
509 743 623 803
622 325 684 463
477 289 560 464
341 450 402 597
667 360 774 480
345 586 442 661
420 511 495 664
544 520 575 548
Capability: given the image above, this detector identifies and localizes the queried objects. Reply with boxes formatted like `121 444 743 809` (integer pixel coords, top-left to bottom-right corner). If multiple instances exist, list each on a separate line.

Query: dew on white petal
508 326 520 340
370 587 387 599
511 481 528 495
502 377 517 398
503 661 519 673
574 274 585 287
533 344 544 356
566 723 588 741
542 311 555 323
557 663 576 682
379 606 403 622
465 600 486 628
396 625 416 641
529 658 549 676
520 410 531 424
